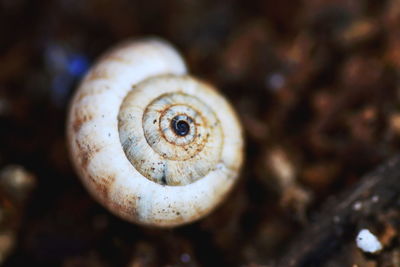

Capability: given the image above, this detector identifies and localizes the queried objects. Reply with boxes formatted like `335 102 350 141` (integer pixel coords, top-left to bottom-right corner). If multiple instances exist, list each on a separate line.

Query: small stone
0 165 36 203
356 229 382 253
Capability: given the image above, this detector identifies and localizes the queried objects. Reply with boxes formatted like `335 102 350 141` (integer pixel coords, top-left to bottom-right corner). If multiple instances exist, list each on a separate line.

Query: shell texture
67 38 243 227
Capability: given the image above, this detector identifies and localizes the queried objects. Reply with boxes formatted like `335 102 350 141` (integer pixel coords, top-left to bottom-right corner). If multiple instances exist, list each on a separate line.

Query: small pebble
356 229 382 253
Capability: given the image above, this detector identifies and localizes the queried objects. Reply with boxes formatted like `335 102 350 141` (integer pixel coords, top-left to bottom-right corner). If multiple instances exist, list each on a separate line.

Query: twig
276 155 400 267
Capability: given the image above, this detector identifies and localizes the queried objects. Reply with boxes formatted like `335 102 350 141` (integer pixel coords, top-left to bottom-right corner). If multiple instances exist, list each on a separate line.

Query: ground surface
1 0 400 266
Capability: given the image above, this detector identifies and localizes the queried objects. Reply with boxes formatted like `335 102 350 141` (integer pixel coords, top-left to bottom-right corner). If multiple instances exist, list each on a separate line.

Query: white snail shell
67 38 243 227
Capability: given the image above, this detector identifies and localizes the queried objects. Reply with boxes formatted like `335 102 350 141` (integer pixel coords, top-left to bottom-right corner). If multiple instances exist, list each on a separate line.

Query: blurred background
1 0 400 266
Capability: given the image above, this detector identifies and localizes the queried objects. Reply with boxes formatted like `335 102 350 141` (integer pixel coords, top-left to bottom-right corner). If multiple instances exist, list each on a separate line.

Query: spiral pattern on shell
67 38 243 227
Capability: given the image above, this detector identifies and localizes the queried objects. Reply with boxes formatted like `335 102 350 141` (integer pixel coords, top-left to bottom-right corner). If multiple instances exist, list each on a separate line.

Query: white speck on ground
353 201 362 211
356 229 382 253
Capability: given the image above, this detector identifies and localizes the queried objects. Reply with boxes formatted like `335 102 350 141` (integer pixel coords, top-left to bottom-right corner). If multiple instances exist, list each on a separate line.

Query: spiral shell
67 38 243 227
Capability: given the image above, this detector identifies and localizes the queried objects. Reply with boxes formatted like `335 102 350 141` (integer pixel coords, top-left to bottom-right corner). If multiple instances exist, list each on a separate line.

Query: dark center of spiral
171 115 191 136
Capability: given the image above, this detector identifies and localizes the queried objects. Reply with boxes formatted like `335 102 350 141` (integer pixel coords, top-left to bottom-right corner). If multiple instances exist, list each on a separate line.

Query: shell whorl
118 75 225 186
67 38 243 227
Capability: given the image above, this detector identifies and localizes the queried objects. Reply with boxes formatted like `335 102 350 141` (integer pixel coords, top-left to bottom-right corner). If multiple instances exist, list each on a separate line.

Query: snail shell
67 38 243 227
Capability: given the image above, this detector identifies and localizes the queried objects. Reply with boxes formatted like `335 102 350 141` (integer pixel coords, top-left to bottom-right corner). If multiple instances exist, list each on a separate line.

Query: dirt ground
1 0 400 266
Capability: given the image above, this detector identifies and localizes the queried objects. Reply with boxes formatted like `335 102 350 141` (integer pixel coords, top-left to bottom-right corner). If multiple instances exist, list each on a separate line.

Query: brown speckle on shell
75 140 102 170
